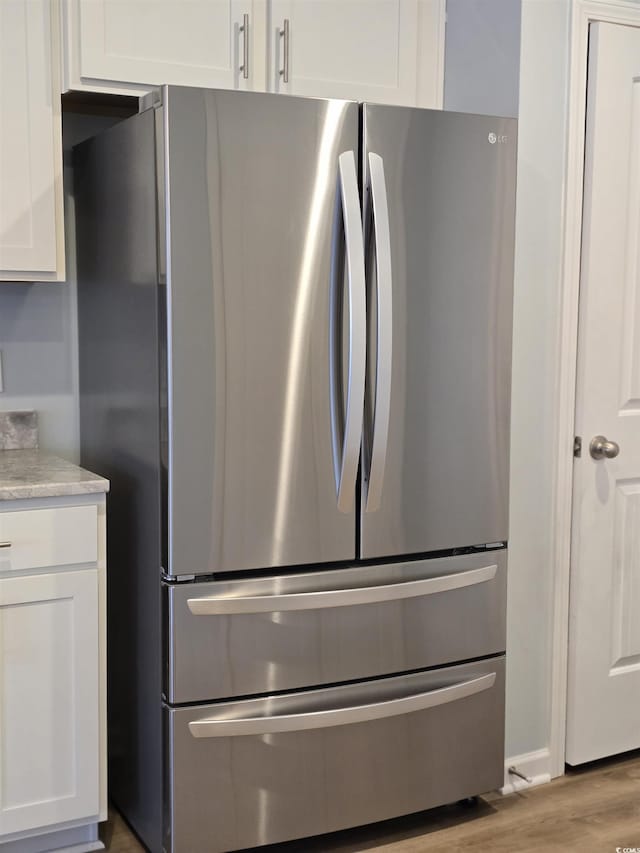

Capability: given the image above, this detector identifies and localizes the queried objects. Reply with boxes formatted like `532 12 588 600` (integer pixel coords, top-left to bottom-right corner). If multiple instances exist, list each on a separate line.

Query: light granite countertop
0 450 109 501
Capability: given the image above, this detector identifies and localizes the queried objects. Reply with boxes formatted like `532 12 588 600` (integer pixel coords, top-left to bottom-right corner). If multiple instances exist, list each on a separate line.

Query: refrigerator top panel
360 105 517 559
159 87 359 576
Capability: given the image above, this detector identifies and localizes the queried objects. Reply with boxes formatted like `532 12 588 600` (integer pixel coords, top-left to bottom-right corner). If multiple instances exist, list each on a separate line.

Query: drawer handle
0 542 11 549
188 671 496 738
187 563 497 615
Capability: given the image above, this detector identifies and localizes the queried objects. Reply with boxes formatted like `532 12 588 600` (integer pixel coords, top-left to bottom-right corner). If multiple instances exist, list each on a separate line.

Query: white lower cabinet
0 570 99 837
0 496 106 851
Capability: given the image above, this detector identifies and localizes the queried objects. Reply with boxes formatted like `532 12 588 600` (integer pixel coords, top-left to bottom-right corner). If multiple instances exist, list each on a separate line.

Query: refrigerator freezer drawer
166 657 505 853
165 549 506 704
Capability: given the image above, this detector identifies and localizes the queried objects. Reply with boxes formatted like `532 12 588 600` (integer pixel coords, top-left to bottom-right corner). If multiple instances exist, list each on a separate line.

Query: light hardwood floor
103 749 640 852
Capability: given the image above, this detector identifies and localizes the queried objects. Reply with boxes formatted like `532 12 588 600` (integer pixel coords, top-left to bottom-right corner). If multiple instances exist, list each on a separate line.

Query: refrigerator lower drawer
166 656 505 853
165 549 506 704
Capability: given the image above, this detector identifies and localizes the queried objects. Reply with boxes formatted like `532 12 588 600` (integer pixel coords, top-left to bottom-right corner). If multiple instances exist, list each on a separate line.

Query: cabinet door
71 0 258 91
0 0 64 281
268 0 444 106
0 570 99 836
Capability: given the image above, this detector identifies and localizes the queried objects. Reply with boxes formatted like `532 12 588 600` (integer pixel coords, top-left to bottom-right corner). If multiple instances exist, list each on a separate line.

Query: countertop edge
0 450 110 502
0 480 111 501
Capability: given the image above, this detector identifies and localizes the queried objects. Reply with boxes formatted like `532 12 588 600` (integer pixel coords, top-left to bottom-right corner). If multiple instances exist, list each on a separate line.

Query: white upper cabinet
63 0 444 106
0 0 64 281
268 0 444 106
65 0 262 93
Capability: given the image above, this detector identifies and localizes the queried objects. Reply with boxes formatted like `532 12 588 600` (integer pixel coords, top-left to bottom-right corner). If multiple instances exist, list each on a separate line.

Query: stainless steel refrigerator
75 86 516 853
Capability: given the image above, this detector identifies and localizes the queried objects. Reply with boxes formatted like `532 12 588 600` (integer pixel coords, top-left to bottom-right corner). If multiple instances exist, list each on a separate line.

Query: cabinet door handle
279 18 290 83
0 542 11 549
240 13 249 79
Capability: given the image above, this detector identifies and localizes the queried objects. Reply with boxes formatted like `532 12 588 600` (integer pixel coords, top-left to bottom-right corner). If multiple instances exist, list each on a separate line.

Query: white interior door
567 21 640 765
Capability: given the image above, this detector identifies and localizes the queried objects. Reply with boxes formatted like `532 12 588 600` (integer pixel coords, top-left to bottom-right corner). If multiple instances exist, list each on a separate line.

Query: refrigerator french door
161 88 360 577
160 88 515 578
75 86 516 853
361 104 515 558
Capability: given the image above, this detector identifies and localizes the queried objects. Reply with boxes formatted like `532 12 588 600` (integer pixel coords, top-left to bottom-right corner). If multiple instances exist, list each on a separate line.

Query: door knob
589 435 620 460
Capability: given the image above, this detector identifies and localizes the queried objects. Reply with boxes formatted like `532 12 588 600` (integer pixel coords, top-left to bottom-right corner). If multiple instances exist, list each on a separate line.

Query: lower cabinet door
0 569 99 836
167 657 505 853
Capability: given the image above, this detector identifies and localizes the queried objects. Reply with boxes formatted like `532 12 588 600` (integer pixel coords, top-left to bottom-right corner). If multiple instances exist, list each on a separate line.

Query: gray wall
444 0 558 767
445 0 521 119
445 0 575 773
506 0 571 765
0 113 121 460
0 281 79 458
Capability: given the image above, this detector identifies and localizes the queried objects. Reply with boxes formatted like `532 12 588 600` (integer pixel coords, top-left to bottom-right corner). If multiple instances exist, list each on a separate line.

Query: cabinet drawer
166 550 506 703
0 505 98 572
167 657 505 852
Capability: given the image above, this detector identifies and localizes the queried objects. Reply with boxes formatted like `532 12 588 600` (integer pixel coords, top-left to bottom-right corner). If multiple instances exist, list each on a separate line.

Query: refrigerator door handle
187 562 497 614
330 151 366 513
187 672 496 737
365 152 393 513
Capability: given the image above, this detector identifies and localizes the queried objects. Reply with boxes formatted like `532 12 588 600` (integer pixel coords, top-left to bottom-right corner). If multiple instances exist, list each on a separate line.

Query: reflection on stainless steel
273 101 350 559
257 786 269 851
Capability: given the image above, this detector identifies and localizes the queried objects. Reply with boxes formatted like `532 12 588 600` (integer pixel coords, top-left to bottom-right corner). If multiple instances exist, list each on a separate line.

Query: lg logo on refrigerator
488 132 508 144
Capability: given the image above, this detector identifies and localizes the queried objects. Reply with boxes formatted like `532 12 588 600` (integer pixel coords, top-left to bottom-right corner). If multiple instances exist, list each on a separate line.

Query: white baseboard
500 747 553 795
